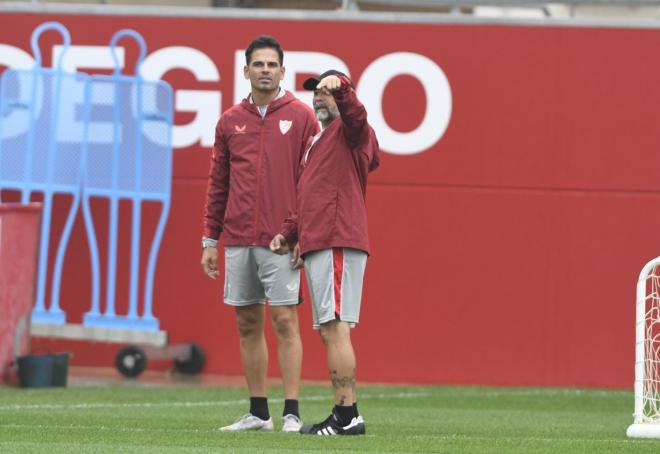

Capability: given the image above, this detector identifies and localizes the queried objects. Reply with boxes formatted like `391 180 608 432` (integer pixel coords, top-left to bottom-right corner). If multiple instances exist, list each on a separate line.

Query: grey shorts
223 246 300 306
303 247 367 330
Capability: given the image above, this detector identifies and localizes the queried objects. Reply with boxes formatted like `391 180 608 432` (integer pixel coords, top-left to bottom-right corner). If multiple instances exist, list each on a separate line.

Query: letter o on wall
357 52 452 156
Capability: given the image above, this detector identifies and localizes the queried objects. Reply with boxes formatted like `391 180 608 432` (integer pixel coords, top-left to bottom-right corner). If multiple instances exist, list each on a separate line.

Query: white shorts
223 246 300 306
303 247 367 330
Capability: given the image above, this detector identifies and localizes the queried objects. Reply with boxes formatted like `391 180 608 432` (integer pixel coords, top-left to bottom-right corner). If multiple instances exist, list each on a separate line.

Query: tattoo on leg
339 395 346 406
330 369 356 389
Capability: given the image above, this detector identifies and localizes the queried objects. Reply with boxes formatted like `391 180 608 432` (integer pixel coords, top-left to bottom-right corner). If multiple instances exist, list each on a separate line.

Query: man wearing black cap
270 70 380 436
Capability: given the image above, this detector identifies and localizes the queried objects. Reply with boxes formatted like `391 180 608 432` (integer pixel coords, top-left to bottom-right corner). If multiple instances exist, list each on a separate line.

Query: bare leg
319 319 355 406
270 305 302 400
235 304 267 397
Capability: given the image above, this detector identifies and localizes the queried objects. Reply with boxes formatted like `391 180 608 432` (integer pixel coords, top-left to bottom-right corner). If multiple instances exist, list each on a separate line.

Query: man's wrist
202 237 218 249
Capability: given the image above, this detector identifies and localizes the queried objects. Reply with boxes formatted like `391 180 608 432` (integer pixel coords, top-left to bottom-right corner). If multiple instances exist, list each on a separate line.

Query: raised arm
317 74 379 172
317 74 367 147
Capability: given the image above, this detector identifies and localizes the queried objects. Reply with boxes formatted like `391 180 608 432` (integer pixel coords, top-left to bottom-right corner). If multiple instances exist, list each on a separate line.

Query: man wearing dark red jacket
201 35 319 433
270 70 380 436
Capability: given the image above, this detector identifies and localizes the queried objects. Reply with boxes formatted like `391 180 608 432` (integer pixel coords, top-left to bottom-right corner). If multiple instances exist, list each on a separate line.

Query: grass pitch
0 383 658 453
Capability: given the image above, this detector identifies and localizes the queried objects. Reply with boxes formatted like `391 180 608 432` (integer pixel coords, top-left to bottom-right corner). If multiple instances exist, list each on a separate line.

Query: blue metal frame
1 22 173 333
0 22 88 325
81 29 173 331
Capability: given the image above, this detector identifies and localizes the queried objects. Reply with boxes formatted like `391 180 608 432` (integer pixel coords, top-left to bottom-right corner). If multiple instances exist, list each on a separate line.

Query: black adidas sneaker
299 412 365 436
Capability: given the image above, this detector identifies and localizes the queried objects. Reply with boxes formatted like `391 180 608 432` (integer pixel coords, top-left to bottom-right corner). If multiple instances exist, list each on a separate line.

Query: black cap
302 70 352 91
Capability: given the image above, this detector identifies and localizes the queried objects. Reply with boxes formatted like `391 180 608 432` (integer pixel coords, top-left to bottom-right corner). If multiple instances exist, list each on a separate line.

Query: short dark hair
245 35 283 65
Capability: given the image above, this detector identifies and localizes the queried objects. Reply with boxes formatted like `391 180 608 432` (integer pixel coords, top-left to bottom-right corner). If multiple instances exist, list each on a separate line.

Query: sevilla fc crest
279 120 292 135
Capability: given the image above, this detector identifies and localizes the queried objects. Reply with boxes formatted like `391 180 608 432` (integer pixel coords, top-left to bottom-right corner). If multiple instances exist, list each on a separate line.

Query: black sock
333 404 355 426
353 402 359 417
249 397 269 420
283 399 299 418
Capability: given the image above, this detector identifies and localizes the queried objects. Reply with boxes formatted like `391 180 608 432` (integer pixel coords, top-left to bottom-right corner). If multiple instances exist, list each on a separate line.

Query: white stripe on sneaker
343 417 359 430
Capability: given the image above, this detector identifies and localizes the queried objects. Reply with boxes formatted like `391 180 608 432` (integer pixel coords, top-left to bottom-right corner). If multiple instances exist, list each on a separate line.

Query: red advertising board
2 10 659 387
0 203 41 383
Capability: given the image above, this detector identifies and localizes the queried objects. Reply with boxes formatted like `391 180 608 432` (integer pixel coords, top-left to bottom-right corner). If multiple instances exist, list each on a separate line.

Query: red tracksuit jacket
203 91 319 246
281 78 380 256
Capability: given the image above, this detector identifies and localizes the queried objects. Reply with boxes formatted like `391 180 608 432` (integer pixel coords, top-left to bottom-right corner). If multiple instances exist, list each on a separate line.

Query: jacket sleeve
203 119 230 239
279 211 298 245
333 75 379 171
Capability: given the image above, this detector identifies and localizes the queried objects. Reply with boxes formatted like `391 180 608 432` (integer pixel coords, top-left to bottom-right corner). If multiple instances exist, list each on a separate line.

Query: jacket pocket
301 190 338 243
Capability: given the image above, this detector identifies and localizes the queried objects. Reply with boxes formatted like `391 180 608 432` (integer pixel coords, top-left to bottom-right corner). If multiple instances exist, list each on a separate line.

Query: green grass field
0 383 659 453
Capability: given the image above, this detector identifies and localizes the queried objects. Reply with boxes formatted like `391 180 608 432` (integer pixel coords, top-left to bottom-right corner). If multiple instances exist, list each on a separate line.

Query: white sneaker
281 414 303 432
218 414 274 432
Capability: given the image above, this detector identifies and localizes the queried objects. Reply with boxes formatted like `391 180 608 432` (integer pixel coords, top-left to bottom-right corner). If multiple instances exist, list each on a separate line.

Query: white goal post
627 257 660 438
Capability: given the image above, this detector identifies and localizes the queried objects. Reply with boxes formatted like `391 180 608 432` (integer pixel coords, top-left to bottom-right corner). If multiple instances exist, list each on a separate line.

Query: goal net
628 257 660 438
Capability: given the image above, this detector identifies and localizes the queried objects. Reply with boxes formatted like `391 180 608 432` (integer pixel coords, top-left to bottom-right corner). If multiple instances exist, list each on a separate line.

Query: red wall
2 12 659 387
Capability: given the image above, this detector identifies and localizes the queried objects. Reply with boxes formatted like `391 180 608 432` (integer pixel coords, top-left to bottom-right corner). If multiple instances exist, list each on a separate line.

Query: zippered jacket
203 90 319 246
280 78 380 255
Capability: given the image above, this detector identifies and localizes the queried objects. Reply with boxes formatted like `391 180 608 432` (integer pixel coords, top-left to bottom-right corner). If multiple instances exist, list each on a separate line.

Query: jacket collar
241 88 294 117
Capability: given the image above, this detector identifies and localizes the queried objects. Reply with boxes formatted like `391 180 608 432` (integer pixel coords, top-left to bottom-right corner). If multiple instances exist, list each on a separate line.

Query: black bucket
17 353 71 388
51 353 70 387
